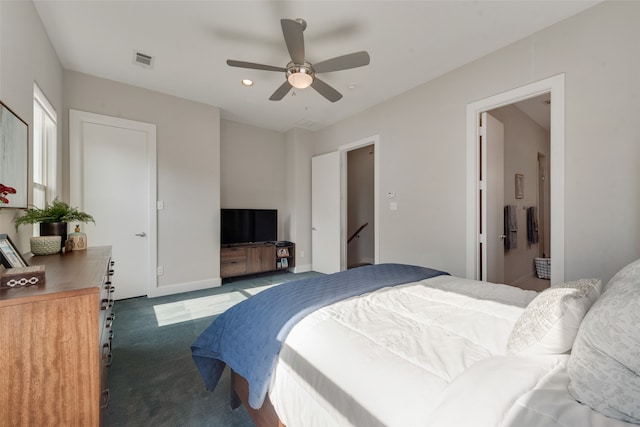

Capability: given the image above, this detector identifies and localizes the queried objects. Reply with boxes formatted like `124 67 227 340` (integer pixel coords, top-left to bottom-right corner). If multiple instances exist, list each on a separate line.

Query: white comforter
268 275 633 427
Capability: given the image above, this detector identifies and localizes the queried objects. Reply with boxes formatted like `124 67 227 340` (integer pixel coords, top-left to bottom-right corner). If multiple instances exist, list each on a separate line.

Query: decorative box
1 265 46 288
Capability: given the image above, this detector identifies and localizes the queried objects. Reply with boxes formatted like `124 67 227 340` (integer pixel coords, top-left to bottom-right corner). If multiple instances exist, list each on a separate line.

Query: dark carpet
103 271 322 427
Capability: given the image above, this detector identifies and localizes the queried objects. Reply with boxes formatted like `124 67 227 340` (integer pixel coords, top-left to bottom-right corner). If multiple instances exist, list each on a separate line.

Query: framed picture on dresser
277 247 290 257
0 234 28 268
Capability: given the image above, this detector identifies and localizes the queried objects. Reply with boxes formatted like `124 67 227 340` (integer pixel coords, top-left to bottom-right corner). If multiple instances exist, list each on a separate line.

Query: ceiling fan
227 18 370 102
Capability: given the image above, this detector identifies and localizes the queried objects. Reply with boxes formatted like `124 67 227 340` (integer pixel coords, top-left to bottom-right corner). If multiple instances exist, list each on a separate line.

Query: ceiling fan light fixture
287 63 314 89
288 72 313 89
227 19 370 102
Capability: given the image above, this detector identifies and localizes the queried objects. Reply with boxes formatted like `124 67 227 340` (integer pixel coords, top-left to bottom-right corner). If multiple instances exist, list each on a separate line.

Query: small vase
39 222 67 249
68 224 87 251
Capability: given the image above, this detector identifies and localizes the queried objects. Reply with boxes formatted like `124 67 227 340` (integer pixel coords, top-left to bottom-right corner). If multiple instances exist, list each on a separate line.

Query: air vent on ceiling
133 50 155 69
293 118 318 130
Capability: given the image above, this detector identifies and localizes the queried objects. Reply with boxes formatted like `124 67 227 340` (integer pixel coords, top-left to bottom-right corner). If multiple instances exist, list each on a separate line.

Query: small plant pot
40 222 67 249
30 236 62 255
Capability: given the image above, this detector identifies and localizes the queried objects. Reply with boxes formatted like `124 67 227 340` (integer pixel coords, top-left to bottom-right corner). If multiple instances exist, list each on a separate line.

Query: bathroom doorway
466 74 565 286
488 95 551 291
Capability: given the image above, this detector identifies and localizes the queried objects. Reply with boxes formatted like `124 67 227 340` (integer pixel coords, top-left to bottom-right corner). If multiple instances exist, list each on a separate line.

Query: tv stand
220 242 295 279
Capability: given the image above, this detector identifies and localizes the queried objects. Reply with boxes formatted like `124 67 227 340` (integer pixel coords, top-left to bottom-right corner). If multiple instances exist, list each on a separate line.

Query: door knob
500 234 506 239
135 232 146 237
312 227 317 231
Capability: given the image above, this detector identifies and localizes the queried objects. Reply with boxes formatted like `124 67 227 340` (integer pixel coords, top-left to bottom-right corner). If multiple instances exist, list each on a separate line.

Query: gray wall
220 119 286 232
0 0 63 251
284 128 313 272
63 71 220 291
312 1 640 283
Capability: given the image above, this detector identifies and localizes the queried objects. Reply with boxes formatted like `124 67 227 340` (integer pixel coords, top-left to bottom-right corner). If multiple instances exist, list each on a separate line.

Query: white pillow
567 259 640 423
507 278 601 355
603 257 640 293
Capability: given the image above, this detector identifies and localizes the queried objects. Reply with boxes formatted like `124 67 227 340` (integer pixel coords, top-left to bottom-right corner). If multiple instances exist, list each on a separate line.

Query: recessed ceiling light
347 83 357 90
242 79 254 87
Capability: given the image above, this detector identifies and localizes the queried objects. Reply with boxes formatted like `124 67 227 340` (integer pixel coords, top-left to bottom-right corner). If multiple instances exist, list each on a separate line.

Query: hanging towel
504 205 518 251
527 206 539 245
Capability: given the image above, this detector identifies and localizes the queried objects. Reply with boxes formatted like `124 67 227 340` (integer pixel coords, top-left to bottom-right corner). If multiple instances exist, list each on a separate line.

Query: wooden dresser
0 246 114 426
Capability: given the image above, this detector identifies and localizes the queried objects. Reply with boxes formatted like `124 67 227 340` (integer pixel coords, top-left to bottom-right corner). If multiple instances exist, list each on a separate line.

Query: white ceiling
33 0 599 133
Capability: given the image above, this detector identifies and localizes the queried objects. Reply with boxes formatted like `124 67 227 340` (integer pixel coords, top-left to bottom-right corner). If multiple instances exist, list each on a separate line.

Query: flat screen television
221 208 277 245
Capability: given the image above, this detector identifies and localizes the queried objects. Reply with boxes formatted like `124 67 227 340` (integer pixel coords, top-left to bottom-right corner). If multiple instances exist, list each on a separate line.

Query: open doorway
311 135 379 274
346 144 375 269
488 94 551 291
466 74 565 286
340 135 379 271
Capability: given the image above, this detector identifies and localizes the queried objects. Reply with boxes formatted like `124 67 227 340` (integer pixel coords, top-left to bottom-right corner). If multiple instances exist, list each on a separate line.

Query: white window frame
33 83 58 215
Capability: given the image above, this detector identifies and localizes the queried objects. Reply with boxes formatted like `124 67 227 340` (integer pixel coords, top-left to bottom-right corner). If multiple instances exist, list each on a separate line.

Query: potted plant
14 198 95 248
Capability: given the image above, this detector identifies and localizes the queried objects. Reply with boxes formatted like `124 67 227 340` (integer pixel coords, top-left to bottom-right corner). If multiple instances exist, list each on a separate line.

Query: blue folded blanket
191 263 447 409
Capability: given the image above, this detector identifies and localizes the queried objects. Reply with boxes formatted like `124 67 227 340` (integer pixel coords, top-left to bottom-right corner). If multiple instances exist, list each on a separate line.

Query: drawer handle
102 342 114 366
105 352 113 367
100 389 111 409
100 299 109 310
102 342 111 356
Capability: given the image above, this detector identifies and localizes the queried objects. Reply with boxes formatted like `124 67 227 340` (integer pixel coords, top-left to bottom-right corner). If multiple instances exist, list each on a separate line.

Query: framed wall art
515 173 524 199
0 101 28 208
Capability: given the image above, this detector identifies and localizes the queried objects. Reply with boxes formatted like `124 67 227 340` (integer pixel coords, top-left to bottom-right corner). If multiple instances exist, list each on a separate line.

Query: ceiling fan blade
269 81 293 101
314 51 370 73
311 78 343 102
281 19 305 64
226 60 286 72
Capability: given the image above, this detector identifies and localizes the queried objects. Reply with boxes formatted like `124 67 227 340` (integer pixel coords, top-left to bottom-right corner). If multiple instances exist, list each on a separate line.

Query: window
33 83 57 215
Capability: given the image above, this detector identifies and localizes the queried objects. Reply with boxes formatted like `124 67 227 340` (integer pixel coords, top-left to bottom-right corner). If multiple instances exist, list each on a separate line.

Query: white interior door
484 112 505 283
312 151 341 274
70 110 156 300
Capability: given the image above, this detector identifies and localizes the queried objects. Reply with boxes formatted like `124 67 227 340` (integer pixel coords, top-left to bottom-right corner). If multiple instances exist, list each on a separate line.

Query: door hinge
479 234 486 244
478 180 485 191
479 126 486 137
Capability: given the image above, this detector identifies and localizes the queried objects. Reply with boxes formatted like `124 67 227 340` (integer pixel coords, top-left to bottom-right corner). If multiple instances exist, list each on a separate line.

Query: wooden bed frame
230 370 285 427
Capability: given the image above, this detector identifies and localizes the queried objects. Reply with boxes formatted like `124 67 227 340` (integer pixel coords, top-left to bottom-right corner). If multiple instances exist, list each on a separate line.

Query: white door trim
69 109 158 295
466 74 565 285
339 135 380 270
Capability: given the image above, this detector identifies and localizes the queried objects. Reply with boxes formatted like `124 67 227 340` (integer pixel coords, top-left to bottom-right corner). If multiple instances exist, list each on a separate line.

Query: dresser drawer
221 259 247 277
221 247 247 262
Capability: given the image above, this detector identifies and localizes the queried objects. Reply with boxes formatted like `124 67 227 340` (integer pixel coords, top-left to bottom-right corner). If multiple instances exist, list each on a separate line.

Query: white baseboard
147 277 222 298
292 263 312 273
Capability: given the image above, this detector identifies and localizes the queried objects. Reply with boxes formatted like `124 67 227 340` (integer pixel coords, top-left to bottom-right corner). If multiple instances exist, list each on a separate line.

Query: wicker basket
30 236 62 255
534 257 551 279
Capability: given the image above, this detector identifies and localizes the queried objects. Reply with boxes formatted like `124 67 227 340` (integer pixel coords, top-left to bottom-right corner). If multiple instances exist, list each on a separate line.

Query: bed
192 261 640 427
